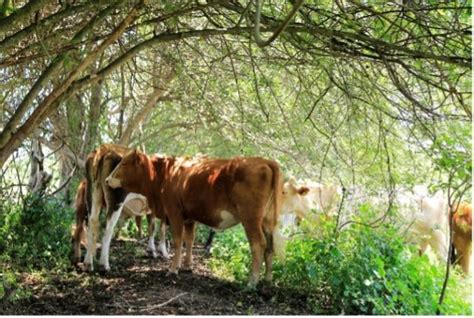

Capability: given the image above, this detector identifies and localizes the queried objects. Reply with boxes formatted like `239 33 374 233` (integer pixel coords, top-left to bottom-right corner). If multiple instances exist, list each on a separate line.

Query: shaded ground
1 239 314 315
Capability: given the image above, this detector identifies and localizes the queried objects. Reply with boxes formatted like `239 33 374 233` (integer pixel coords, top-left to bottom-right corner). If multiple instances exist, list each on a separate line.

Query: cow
394 186 450 261
72 179 89 265
280 177 341 227
72 178 167 266
83 144 168 272
451 202 472 275
72 179 139 265
105 149 285 287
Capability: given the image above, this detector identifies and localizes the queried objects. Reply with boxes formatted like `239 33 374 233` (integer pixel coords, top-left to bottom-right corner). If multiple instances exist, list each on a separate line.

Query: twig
139 292 187 312
254 0 304 47
436 175 470 315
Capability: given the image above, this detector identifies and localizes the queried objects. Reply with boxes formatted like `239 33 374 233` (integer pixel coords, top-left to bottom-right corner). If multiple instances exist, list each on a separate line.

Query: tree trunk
0 0 50 35
119 58 175 146
84 80 104 154
28 138 52 196
0 3 142 168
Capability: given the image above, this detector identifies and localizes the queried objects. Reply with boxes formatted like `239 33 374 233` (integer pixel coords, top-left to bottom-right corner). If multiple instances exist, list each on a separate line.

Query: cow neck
149 155 169 188
151 155 177 185
141 155 158 193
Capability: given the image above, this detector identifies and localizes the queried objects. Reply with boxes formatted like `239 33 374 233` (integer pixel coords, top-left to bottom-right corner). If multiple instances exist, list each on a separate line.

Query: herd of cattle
71 144 472 287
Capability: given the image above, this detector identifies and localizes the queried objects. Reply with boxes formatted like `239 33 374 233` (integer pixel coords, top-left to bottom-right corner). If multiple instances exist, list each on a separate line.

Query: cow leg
72 222 84 266
262 226 274 282
429 230 448 261
243 222 266 287
204 229 216 255
168 219 184 275
418 239 429 256
183 222 196 270
453 234 472 275
146 216 158 258
136 216 143 238
157 218 169 259
84 190 102 272
98 207 123 272
459 242 472 275
113 213 128 240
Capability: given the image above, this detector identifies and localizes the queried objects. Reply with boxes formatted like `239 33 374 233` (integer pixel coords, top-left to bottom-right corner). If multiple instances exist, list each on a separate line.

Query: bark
119 58 175 146
0 0 52 36
28 138 52 195
0 2 142 168
39 136 85 169
0 2 119 151
84 80 104 154
0 3 94 52
116 65 128 141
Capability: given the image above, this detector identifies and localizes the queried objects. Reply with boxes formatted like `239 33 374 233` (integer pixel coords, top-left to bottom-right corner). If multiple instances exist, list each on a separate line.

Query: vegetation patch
208 214 472 315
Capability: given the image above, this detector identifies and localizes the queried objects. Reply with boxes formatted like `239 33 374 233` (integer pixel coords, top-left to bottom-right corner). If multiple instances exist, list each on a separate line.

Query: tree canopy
0 0 471 199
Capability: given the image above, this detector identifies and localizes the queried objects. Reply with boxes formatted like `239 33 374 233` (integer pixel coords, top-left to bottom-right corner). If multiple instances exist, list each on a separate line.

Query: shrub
209 212 472 315
208 226 250 283
0 195 73 269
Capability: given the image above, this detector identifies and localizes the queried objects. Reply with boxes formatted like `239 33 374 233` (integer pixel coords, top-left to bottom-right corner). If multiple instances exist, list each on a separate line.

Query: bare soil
1 239 314 315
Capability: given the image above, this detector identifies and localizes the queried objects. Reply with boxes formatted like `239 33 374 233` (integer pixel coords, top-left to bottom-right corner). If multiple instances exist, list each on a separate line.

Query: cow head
105 149 147 193
282 180 313 219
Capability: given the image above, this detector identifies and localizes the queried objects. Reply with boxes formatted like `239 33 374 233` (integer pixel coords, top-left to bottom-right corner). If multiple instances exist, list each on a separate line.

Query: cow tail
269 161 286 261
85 151 96 217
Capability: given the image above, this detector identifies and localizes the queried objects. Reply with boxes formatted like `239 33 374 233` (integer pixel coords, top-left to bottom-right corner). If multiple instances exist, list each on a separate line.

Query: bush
0 195 73 269
208 226 250 283
209 213 472 315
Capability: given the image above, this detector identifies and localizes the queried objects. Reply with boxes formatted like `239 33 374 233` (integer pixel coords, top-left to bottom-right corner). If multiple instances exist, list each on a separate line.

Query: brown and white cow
72 178 167 266
105 150 285 287
83 144 168 272
72 179 89 265
451 202 472 275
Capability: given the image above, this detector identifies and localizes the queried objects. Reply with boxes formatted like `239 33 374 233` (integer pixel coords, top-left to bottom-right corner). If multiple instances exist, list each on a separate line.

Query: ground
0 238 313 315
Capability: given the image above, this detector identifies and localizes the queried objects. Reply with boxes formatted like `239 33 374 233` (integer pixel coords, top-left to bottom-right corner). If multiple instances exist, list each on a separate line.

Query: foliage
208 226 250 283
0 195 73 270
0 1 471 314
209 212 472 315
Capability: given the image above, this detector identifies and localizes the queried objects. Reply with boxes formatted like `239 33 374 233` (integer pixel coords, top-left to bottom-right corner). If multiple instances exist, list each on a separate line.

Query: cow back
85 144 130 216
452 202 472 238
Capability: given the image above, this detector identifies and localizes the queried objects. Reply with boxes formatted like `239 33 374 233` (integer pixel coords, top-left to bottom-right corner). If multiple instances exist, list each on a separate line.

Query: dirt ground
0 238 315 315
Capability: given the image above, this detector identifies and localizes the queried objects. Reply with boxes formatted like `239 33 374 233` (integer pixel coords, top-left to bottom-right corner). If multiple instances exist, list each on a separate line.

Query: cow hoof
258 285 274 300
146 250 158 259
72 257 81 266
73 263 85 273
98 265 110 275
182 266 193 273
84 263 94 272
166 270 178 277
246 281 258 290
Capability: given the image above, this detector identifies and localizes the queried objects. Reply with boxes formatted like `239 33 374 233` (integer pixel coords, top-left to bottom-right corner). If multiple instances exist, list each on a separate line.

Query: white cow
281 177 341 228
395 185 449 261
281 178 450 263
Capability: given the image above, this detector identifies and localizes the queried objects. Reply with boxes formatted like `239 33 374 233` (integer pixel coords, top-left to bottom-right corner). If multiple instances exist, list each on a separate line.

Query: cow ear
132 148 140 163
123 149 138 165
298 186 310 196
288 176 297 186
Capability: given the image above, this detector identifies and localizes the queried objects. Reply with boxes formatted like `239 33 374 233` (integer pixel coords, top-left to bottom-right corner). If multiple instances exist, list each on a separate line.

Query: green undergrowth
0 195 73 270
208 214 472 315
0 195 75 301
